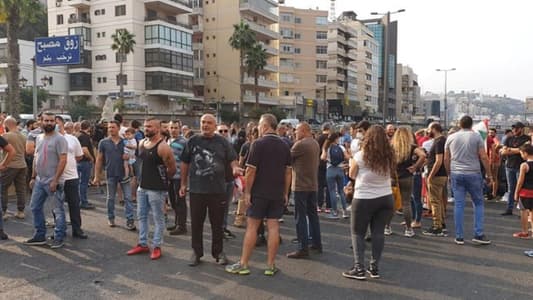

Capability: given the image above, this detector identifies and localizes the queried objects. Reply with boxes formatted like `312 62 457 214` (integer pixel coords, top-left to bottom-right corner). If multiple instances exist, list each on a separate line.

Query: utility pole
32 57 37 119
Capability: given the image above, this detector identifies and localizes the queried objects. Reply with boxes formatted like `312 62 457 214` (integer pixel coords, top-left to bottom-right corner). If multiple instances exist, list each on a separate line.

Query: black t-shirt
239 141 251 167
317 133 328 169
505 134 530 169
427 136 447 177
180 134 237 194
247 134 291 201
78 131 95 162
397 145 418 179
0 136 8 149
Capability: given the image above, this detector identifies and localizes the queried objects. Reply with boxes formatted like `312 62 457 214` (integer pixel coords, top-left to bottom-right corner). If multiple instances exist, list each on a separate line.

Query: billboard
35 35 81 66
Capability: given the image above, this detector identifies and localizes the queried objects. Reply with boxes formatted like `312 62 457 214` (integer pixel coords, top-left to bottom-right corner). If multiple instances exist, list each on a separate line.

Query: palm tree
111 29 136 103
0 0 43 116
229 21 256 119
245 43 267 110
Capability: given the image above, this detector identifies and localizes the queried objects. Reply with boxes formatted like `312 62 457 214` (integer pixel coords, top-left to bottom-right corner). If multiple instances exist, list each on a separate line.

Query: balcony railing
239 0 278 23
244 20 278 40
244 94 279 105
68 16 91 24
243 77 278 89
145 15 191 29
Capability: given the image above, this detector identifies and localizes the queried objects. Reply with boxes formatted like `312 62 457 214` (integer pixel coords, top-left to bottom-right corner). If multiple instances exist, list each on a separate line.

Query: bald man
180 114 242 266
2 117 27 219
286 122 322 258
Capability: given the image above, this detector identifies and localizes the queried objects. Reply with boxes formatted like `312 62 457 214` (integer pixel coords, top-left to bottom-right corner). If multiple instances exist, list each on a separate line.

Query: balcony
243 77 278 89
244 94 279 106
192 42 203 50
347 50 357 61
68 15 91 25
67 0 91 9
192 22 203 33
145 15 191 29
262 64 278 72
347 39 357 49
144 0 192 15
239 0 278 24
244 20 278 41
191 0 203 15
259 42 278 56
193 78 204 86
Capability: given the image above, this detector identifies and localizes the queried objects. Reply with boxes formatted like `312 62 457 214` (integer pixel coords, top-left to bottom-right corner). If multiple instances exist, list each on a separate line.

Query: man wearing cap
501 121 531 216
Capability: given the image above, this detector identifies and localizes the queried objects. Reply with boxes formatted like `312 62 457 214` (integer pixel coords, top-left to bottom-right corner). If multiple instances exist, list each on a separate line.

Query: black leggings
350 194 394 268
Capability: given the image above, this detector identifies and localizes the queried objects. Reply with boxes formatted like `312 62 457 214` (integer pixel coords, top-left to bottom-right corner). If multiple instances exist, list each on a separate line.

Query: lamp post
371 9 405 126
436 68 456 129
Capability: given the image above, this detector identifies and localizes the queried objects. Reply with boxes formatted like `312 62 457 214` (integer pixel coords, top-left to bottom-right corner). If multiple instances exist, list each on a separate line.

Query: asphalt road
1 188 532 300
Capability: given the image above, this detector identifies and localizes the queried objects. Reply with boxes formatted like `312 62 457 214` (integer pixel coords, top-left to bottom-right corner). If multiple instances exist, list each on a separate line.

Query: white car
279 118 300 128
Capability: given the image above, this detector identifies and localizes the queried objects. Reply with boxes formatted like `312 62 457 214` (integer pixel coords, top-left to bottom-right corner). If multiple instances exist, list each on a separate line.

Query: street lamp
19 77 28 88
436 68 456 129
370 9 405 125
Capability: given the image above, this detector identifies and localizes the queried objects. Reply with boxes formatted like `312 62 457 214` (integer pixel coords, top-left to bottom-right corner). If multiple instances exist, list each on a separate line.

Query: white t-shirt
353 151 392 199
61 134 83 181
124 138 137 164
119 126 128 138
350 138 361 157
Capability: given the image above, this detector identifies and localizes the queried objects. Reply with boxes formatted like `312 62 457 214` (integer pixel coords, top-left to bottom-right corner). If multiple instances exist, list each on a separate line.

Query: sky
286 0 532 100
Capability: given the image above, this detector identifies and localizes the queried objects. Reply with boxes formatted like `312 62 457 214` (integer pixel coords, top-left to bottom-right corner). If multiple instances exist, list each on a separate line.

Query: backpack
329 144 344 166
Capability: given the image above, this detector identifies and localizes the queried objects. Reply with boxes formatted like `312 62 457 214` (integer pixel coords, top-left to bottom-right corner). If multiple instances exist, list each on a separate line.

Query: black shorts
247 196 284 220
519 197 533 210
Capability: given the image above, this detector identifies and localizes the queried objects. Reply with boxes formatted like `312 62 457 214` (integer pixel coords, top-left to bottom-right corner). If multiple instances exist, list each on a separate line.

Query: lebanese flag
473 119 489 149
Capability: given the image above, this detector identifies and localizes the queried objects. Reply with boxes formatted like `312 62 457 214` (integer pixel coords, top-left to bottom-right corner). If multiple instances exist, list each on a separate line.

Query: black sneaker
422 227 445 237
442 223 448 235
223 229 236 239
366 266 380 279
342 265 366 280
23 237 47 246
454 238 465 245
126 219 136 231
472 235 491 245
50 239 65 249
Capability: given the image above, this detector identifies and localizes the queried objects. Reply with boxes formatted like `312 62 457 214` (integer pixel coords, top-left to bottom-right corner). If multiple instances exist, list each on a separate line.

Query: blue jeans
450 173 485 239
505 167 519 211
411 173 423 222
137 188 166 247
30 180 62 240
294 191 322 250
106 175 135 222
326 166 347 211
77 161 92 206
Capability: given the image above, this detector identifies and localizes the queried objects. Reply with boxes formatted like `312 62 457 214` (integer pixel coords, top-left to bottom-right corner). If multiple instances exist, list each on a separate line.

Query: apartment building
278 6 328 120
48 0 194 115
190 0 279 115
398 64 421 121
326 11 359 121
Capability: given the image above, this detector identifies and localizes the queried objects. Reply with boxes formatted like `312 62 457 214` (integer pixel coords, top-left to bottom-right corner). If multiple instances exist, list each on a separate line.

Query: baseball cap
512 122 525 129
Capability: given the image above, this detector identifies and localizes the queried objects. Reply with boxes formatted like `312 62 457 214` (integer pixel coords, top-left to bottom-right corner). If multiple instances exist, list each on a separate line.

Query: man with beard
127 118 176 260
167 120 188 235
180 114 241 267
93 121 136 230
161 120 171 141
23 112 68 248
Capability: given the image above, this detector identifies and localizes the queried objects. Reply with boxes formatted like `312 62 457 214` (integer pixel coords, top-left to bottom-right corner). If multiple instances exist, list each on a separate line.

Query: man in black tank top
127 118 176 260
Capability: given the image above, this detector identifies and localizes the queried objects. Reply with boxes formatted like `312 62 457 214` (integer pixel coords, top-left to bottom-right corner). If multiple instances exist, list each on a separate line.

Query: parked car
279 118 300 128
19 113 72 125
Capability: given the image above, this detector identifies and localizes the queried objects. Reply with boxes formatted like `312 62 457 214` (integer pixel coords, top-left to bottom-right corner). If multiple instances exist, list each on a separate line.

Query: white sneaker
384 226 392 236
346 205 352 212
342 209 349 219
448 197 455 203
404 228 415 238
501 193 509 202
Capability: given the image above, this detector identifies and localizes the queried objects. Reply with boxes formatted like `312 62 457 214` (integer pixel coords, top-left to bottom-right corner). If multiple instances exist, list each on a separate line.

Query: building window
145 48 193 72
365 85 372 91
57 14 63 25
97 77 102 83
280 13 292 22
146 72 192 93
366 74 372 81
316 45 327 54
365 63 372 70
316 60 327 69
294 17 302 24
70 73 92 91
95 54 107 61
280 28 293 39
316 75 327 83
280 44 293 54
294 33 301 39
95 9 106 16
294 48 301 54
115 5 126 16
145 25 193 51
316 16 328 25
103 77 107 83
102 32 106 37
97 32 101 38
116 74 127 86
316 31 327 39
365 51 372 59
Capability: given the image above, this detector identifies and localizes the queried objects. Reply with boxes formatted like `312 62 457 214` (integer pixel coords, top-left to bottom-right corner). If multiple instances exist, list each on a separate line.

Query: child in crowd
513 144 533 239
122 127 137 183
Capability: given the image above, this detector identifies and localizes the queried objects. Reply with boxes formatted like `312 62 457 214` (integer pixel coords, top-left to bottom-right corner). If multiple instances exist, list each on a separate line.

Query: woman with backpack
321 132 351 219
388 127 426 237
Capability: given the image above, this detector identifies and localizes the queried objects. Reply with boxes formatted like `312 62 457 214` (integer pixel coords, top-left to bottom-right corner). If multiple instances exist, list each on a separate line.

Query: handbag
391 173 402 210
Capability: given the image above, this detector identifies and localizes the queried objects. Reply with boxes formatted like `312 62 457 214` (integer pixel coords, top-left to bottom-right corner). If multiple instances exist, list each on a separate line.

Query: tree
0 0 44 116
111 29 136 103
245 43 267 110
67 98 100 121
20 87 47 113
229 21 256 120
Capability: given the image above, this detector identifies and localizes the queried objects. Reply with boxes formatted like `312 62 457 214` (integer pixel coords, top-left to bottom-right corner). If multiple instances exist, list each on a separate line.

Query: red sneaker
512 232 530 239
151 247 162 260
127 244 150 255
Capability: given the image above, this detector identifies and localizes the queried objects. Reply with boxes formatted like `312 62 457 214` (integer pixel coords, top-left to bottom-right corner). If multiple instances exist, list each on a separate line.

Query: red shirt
416 135 430 147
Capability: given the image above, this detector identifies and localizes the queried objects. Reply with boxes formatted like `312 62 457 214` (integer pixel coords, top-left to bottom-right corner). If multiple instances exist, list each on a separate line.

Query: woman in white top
342 125 395 281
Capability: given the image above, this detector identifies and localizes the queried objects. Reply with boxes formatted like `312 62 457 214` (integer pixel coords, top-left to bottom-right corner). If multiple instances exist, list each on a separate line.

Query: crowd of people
0 111 532 279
